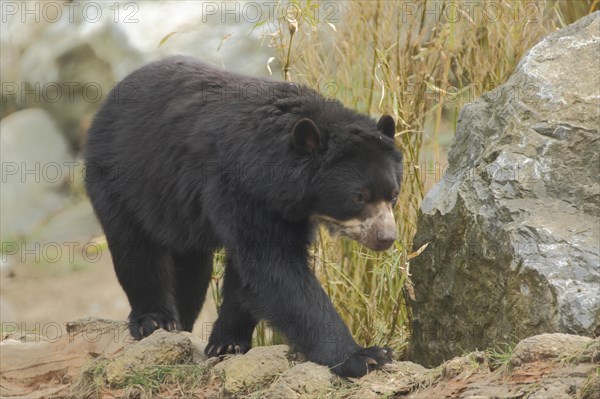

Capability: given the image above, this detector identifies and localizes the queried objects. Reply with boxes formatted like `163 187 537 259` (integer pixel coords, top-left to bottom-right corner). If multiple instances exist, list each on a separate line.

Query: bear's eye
391 191 399 207
352 192 367 206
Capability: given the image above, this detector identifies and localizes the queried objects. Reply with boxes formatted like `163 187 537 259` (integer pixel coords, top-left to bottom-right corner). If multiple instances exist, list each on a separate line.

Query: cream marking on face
312 202 397 250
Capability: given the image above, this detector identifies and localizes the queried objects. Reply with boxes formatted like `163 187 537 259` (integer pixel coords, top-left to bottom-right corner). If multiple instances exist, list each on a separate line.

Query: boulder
0 107 103 259
0 109 73 240
410 12 600 366
27 199 101 245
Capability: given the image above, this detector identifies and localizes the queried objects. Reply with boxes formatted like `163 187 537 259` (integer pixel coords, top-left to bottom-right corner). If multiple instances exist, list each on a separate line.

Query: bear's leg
104 220 180 340
173 250 213 332
227 241 394 377
205 261 257 356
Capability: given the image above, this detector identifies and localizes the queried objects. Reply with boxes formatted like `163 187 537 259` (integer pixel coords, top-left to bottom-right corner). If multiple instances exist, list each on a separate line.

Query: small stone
263 362 333 399
104 329 193 386
180 331 207 364
442 356 475 380
352 361 431 397
213 345 290 395
510 333 592 367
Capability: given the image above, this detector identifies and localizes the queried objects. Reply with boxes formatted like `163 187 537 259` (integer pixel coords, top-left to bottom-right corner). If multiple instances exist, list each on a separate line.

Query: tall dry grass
237 0 598 355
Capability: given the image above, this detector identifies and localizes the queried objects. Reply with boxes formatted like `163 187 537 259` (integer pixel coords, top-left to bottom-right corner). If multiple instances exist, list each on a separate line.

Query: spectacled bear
85 56 403 378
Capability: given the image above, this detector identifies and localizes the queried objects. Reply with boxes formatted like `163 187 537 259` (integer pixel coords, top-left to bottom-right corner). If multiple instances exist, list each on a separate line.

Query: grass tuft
74 359 209 399
485 341 517 374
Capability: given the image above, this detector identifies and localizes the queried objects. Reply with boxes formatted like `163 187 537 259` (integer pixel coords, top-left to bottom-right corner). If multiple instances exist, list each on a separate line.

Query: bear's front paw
205 338 251 357
333 346 394 378
128 313 181 339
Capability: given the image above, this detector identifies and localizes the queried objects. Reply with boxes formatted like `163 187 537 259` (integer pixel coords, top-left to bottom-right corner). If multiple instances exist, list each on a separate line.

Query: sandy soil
0 254 217 342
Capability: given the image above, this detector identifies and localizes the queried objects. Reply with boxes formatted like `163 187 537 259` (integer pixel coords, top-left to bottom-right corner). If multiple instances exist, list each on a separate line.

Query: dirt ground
0 254 217 342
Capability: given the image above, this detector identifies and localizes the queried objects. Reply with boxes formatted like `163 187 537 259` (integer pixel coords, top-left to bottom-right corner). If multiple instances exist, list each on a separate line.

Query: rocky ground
1 318 597 399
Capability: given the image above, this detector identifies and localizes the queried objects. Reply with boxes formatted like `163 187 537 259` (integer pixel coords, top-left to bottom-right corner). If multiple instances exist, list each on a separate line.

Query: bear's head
292 114 403 251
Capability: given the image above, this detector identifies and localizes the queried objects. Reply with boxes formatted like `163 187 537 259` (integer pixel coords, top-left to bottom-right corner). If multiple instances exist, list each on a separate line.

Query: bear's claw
128 313 181 339
334 346 394 378
205 340 251 357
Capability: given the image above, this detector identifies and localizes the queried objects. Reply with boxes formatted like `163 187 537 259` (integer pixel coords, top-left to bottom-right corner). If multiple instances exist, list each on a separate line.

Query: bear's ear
377 115 395 139
292 118 321 153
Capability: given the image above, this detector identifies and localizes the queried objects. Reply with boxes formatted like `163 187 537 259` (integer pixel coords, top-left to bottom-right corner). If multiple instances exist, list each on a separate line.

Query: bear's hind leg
205 262 257 356
173 250 213 332
104 220 180 340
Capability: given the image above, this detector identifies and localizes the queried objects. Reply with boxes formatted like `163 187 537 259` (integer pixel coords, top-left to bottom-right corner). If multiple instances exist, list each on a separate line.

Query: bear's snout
361 202 397 251
375 227 396 251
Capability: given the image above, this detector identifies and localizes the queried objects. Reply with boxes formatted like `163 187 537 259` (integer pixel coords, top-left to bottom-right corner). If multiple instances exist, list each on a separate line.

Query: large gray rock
410 13 600 366
0 109 73 240
28 199 101 245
